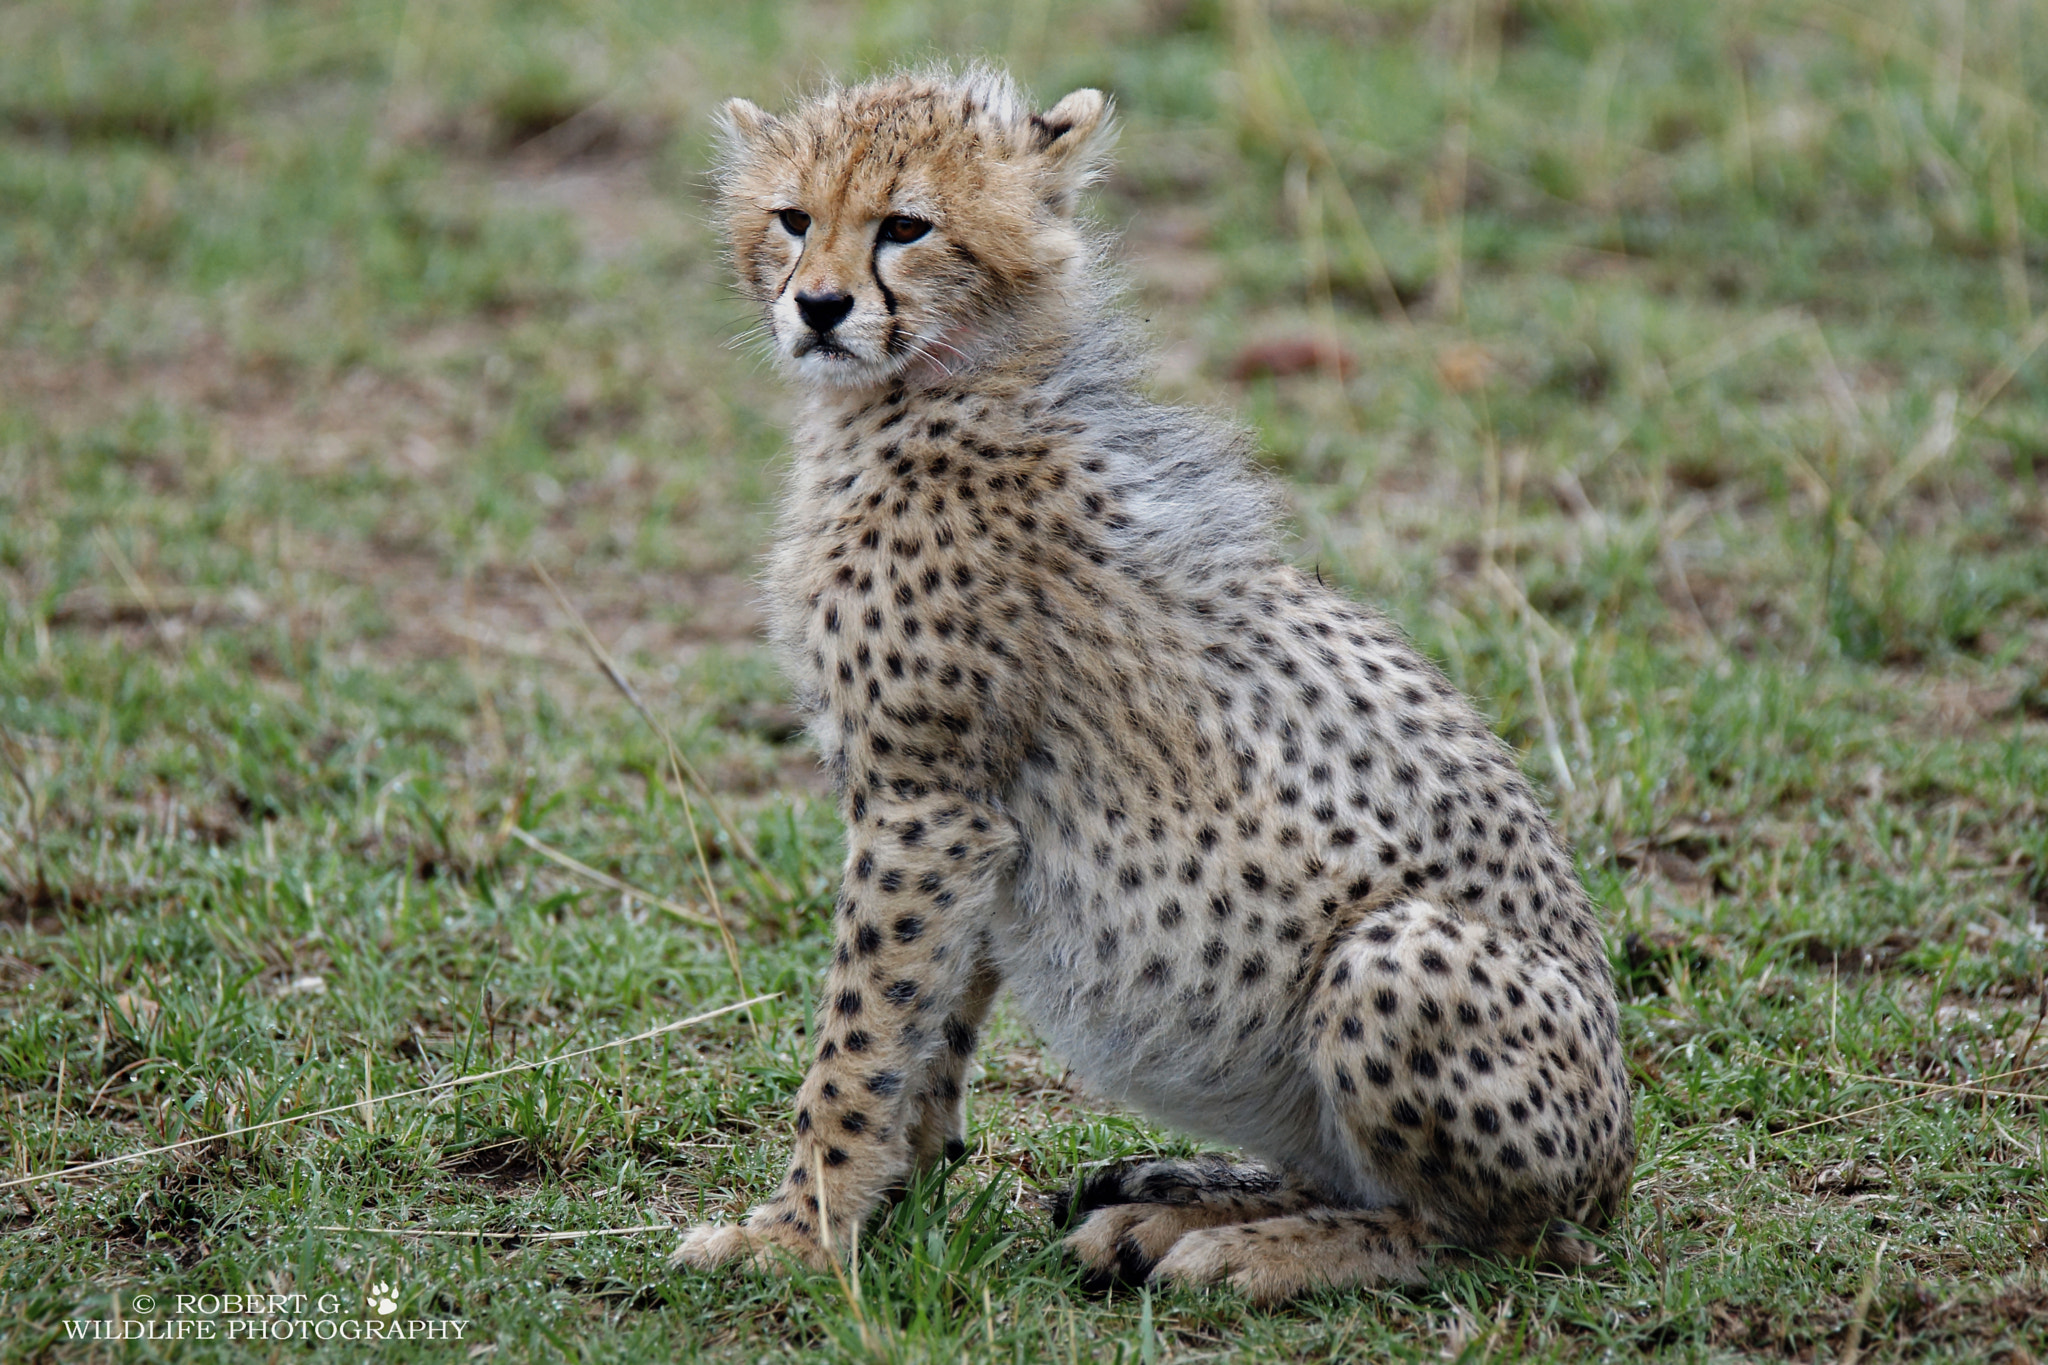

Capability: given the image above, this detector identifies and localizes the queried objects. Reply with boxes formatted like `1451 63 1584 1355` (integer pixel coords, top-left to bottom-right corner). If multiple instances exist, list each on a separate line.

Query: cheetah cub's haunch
676 67 1634 1303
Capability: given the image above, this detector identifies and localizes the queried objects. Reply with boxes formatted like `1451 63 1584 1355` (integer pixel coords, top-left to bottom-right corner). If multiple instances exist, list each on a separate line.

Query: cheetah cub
676 66 1634 1303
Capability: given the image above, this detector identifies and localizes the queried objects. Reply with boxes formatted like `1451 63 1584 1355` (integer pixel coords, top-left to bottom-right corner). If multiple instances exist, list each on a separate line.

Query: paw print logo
366 1282 399 1316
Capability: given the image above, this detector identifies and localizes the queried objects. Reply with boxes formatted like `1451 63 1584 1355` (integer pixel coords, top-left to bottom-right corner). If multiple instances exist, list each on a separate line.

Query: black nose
795 290 854 334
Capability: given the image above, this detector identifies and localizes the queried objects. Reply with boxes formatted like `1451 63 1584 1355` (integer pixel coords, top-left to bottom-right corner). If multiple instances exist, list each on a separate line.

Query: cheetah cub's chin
678 64 1636 1302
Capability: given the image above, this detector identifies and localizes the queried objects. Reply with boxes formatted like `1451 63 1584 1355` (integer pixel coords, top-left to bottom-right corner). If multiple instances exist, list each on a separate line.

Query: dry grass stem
531 560 792 903
1778 1059 2048 1135
531 560 766 1037
315 1223 674 1241
0 995 777 1195
506 824 724 929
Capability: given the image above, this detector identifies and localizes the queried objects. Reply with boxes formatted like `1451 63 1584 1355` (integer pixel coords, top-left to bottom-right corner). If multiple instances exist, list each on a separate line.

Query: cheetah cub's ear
1025 88 1114 217
717 97 781 159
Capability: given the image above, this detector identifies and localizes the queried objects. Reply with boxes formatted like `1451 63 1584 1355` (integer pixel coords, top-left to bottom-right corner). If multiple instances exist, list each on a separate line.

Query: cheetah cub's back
675 65 1635 1304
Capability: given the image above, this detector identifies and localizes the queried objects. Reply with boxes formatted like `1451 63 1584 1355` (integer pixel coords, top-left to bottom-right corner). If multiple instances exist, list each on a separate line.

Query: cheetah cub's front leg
674 796 1015 1273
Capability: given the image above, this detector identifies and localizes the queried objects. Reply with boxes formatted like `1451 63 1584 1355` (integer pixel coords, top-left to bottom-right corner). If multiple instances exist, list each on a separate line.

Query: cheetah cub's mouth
790 334 858 363
792 323 982 387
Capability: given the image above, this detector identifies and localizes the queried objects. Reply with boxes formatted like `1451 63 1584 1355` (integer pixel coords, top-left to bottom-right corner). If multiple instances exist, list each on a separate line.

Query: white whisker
903 339 959 379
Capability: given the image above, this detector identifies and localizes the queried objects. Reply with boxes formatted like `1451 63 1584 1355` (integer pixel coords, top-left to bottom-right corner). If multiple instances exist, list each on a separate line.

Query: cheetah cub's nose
795 290 854 334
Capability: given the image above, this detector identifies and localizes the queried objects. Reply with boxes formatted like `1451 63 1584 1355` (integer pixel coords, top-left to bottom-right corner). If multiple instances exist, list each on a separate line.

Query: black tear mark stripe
869 239 899 316
775 242 807 302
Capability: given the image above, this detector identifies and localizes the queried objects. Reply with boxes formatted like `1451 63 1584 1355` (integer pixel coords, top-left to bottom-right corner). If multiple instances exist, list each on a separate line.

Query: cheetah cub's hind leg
1151 899 1634 1303
1054 1156 1320 1289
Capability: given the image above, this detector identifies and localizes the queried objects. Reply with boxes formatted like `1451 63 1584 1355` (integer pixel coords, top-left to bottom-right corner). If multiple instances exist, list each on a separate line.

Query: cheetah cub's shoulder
677 66 1635 1304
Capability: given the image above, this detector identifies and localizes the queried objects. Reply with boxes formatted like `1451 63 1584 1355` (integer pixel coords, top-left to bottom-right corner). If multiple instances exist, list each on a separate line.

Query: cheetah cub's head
716 67 1112 391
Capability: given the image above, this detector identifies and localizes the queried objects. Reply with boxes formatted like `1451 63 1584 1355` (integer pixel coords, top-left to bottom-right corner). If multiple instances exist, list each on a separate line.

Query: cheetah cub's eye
777 208 811 236
879 215 932 245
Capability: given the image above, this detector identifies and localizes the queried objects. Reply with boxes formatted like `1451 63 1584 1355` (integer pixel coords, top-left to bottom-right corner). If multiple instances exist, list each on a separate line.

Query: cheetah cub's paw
1152 1210 1435 1305
1065 1203 1224 1288
1151 1224 1310 1305
671 1212 833 1275
1054 1155 1314 1289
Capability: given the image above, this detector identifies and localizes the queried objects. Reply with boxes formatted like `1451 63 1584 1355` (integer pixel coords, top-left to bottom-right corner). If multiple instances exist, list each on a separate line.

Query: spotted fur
674 65 1635 1303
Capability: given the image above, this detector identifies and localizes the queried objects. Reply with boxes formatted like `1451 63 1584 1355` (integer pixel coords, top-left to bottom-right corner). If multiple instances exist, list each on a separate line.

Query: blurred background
6 0 2042 690
2 2 2046 1358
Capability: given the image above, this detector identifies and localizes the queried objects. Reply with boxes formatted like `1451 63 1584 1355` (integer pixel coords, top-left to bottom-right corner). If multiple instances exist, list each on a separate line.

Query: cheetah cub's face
716 69 1111 390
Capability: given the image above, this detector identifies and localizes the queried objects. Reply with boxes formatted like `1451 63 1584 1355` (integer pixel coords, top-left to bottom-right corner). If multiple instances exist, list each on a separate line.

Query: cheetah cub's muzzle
679 63 1636 1306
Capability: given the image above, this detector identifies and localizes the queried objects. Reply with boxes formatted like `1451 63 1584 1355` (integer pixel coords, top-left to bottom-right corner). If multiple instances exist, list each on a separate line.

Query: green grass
3 0 2046 1359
